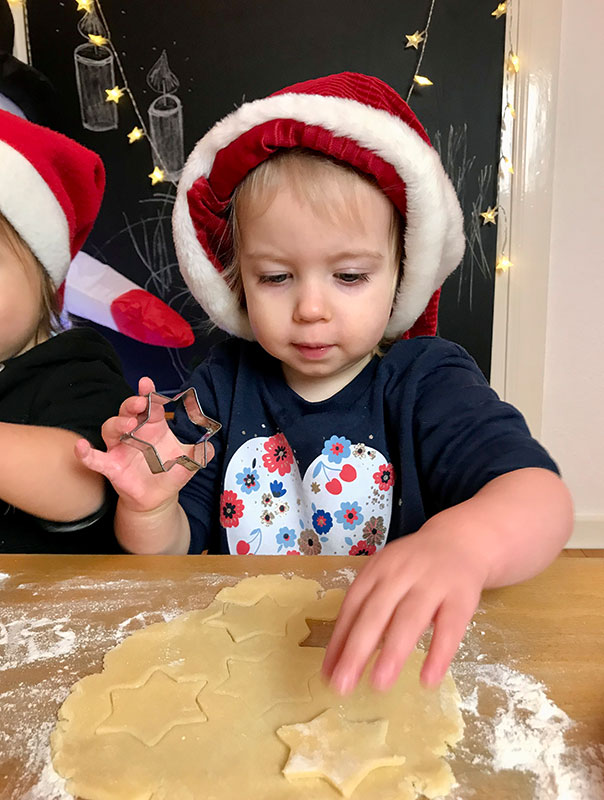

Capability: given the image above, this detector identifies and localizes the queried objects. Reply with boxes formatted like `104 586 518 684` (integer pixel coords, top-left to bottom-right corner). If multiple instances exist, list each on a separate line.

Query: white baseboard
567 515 604 549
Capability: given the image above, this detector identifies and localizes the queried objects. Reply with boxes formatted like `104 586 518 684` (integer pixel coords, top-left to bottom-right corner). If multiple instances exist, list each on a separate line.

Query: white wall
542 0 604 545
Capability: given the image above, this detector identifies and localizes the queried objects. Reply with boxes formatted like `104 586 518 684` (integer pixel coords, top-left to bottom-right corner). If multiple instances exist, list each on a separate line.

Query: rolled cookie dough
51 574 464 799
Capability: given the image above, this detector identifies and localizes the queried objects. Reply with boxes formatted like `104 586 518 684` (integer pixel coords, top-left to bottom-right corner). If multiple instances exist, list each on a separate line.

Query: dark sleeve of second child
22 329 132 451
410 340 560 518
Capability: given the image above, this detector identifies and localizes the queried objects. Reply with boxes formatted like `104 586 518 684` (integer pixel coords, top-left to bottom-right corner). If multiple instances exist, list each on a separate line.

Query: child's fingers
101 415 139 448
74 438 113 477
205 441 215 464
322 573 376 679
370 589 440 692
419 591 479 688
118 394 148 418
138 376 156 396
325 581 398 694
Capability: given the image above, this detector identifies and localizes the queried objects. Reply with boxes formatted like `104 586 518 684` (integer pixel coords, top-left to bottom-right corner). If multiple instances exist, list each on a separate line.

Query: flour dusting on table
449 626 604 799
1 569 602 799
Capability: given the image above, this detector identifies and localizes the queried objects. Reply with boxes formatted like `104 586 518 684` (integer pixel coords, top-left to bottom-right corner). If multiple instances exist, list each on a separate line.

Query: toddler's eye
259 274 288 284
336 273 370 284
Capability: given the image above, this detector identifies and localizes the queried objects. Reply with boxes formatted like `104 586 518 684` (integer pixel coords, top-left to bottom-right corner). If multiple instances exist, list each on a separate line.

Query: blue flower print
312 509 333 534
270 480 286 498
335 501 364 531
321 435 352 464
236 467 260 494
275 527 297 552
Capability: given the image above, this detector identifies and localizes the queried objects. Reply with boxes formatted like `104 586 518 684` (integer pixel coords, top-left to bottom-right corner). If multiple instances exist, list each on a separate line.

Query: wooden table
1 554 603 799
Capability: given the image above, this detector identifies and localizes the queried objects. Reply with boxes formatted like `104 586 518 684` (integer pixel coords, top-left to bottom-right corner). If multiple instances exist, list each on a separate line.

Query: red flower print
286 550 301 556
262 433 294 476
349 540 377 556
220 489 244 528
373 463 395 491
344 507 358 524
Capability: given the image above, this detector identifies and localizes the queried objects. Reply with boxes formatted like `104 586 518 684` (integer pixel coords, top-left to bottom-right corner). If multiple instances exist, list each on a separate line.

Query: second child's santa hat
173 71 465 339
0 110 104 287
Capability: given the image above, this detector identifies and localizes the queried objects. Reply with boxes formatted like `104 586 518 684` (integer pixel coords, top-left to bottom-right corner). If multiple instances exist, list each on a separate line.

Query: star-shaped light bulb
76 0 92 11
105 86 124 104
496 256 513 272
88 34 108 46
405 30 425 49
492 2 507 18
480 205 498 225
127 126 144 144
507 52 520 73
148 166 165 185
413 75 433 87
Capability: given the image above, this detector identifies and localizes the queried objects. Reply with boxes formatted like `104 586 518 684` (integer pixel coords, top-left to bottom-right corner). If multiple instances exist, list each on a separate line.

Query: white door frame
8 0 29 64
490 0 564 440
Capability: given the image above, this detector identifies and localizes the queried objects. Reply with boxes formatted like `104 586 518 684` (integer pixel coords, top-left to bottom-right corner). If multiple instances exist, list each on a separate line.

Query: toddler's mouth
293 343 334 359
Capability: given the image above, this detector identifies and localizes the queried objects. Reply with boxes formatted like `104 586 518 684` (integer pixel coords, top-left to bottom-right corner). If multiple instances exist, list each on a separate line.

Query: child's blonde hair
0 212 62 342
221 147 404 311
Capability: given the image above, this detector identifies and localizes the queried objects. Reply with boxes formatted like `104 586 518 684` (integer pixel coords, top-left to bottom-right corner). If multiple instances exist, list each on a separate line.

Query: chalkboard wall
26 0 505 390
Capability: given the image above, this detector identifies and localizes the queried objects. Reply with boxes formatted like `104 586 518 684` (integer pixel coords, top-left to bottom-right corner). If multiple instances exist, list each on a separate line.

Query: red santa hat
173 72 465 339
0 110 105 287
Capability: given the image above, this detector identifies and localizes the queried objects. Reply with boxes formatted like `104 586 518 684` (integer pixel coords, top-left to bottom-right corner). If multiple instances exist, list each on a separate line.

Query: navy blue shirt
170 337 559 555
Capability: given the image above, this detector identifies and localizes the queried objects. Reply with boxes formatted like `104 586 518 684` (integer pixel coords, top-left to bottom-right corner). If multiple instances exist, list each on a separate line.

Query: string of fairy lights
11 0 517 276
404 0 515 276
72 0 174 186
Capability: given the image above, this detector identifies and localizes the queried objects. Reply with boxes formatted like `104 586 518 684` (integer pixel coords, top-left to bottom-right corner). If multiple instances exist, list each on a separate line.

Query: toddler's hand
322 519 489 694
74 377 214 514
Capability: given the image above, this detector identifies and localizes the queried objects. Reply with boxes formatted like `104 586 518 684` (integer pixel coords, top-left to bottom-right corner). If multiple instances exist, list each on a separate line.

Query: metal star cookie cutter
120 387 221 474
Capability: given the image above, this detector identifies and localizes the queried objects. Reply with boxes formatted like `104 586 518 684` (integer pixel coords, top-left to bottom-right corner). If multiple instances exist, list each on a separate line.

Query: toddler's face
239 177 399 400
0 235 45 362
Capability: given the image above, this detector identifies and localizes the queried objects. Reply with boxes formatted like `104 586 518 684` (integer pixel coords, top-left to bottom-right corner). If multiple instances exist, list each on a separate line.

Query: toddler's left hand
321 519 490 693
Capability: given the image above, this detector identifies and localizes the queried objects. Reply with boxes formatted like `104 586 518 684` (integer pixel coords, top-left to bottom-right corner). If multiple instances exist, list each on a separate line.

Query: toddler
0 111 131 549
78 73 573 691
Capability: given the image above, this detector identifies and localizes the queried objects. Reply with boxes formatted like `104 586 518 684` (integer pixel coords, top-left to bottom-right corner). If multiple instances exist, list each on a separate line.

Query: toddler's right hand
75 377 214 514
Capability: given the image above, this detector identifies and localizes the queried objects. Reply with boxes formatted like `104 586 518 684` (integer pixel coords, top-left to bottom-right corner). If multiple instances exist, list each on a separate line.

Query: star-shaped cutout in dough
96 669 208 746
215 648 322 715
206 595 294 642
277 709 405 798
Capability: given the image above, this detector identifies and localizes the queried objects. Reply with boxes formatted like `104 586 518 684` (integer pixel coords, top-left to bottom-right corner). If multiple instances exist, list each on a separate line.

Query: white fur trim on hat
0 139 70 286
173 92 465 339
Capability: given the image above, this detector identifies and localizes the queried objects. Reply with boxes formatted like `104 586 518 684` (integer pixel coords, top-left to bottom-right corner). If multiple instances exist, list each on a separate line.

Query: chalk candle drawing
73 7 117 132
147 51 184 182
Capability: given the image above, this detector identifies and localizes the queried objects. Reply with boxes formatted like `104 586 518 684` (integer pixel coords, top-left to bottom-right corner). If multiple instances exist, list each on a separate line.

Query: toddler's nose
293 282 331 323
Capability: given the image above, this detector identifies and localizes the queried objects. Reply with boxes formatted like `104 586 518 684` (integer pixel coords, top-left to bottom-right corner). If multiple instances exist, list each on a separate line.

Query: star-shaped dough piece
276 709 405 798
206 595 294 642
215 648 322 715
96 670 207 746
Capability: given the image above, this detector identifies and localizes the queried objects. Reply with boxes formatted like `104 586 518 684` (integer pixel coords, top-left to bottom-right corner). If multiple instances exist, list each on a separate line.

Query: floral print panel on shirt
220 432 396 556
